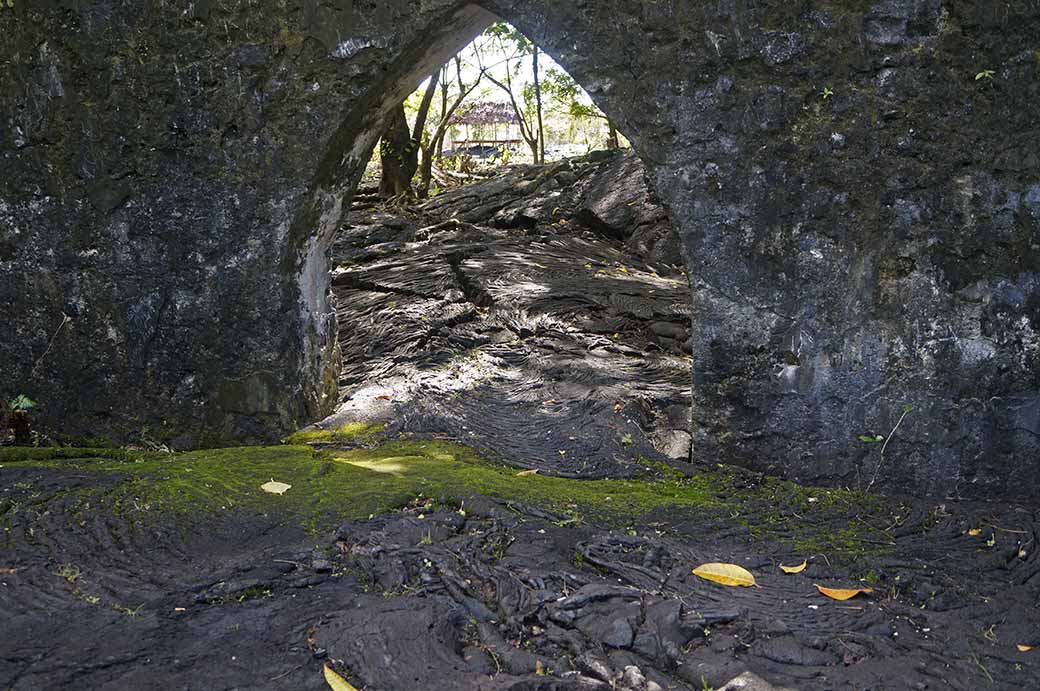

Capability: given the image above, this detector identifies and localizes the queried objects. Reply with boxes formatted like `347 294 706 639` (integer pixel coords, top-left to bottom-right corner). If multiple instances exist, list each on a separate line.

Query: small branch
31 312 72 377
866 406 912 492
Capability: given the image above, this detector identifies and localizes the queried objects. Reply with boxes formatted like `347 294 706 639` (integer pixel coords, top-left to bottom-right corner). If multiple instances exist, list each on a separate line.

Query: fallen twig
867 405 913 493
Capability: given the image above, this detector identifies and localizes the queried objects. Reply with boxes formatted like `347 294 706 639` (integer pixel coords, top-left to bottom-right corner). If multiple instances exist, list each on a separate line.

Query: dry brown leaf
1018 645 1035 652
0 567 20 575
516 469 539 477
692 562 756 587
815 584 874 601
967 528 982 536
779 560 807 574
323 665 361 691
260 480 292 495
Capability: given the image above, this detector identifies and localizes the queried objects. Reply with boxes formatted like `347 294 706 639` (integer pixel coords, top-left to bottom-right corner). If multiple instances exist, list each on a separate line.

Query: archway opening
307 19 694 478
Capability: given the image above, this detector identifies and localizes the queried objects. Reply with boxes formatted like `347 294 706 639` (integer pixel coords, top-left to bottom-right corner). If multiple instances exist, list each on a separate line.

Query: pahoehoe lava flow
321 150 694 479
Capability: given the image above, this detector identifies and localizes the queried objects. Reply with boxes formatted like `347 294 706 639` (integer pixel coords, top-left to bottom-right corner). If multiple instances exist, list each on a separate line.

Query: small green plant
3 395 37 446
114 603 143 617
621 433 634 446
974 69 996 81
235 587 272 603
821 86 834 100
8 395 36 411
56 563 82 584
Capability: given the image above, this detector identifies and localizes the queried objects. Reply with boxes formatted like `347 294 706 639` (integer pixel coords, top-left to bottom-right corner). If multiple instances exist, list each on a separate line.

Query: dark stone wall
2 0 1038 497
0 0 491 446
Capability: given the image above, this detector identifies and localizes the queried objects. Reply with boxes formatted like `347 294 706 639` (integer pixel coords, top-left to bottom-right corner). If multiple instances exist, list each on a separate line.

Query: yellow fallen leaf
1018 645 1035 652
780 560 807 574
535 659 546 675
516 469 539 477
324 665 361 691
967 528 982 536
692 562 756 587
261 480 292 495
815 584 874 601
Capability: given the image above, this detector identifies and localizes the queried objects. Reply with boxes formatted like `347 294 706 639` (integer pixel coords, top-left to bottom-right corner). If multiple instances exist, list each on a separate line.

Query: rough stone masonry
1 0 1038 498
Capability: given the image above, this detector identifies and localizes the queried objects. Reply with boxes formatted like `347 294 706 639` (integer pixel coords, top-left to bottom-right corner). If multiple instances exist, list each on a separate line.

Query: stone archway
2 1 1038 498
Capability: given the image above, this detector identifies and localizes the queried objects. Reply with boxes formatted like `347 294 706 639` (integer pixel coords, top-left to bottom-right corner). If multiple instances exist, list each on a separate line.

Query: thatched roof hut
450 102 521 127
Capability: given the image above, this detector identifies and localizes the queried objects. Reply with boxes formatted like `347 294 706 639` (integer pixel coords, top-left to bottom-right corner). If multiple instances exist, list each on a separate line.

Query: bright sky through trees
401 22 621 161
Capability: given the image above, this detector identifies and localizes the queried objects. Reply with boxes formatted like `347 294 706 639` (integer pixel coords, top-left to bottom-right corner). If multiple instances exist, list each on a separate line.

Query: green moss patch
281 422 386 445
0 440 895 555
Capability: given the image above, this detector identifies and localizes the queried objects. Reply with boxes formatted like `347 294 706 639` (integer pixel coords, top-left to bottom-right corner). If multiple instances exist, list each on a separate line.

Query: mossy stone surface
0 440 894 555
281 422 387 445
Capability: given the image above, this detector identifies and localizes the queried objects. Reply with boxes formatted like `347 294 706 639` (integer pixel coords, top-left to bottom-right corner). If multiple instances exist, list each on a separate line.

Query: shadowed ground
1 442 1038 690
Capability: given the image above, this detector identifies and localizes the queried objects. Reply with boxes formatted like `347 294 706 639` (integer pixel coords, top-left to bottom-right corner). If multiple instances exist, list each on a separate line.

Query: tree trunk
437 65 449 158
379 104 418 197
412 71 440 144
418 60 484 198
418 145 435 198
533 46 545 164
419 120 458 198
10 410 31 445
607 121 621 149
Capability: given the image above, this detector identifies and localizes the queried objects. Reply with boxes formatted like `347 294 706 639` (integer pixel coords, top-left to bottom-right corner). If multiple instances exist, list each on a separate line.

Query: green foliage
8 395 36 411
542 67 605 121
484 21 533 54
974 69 995 81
